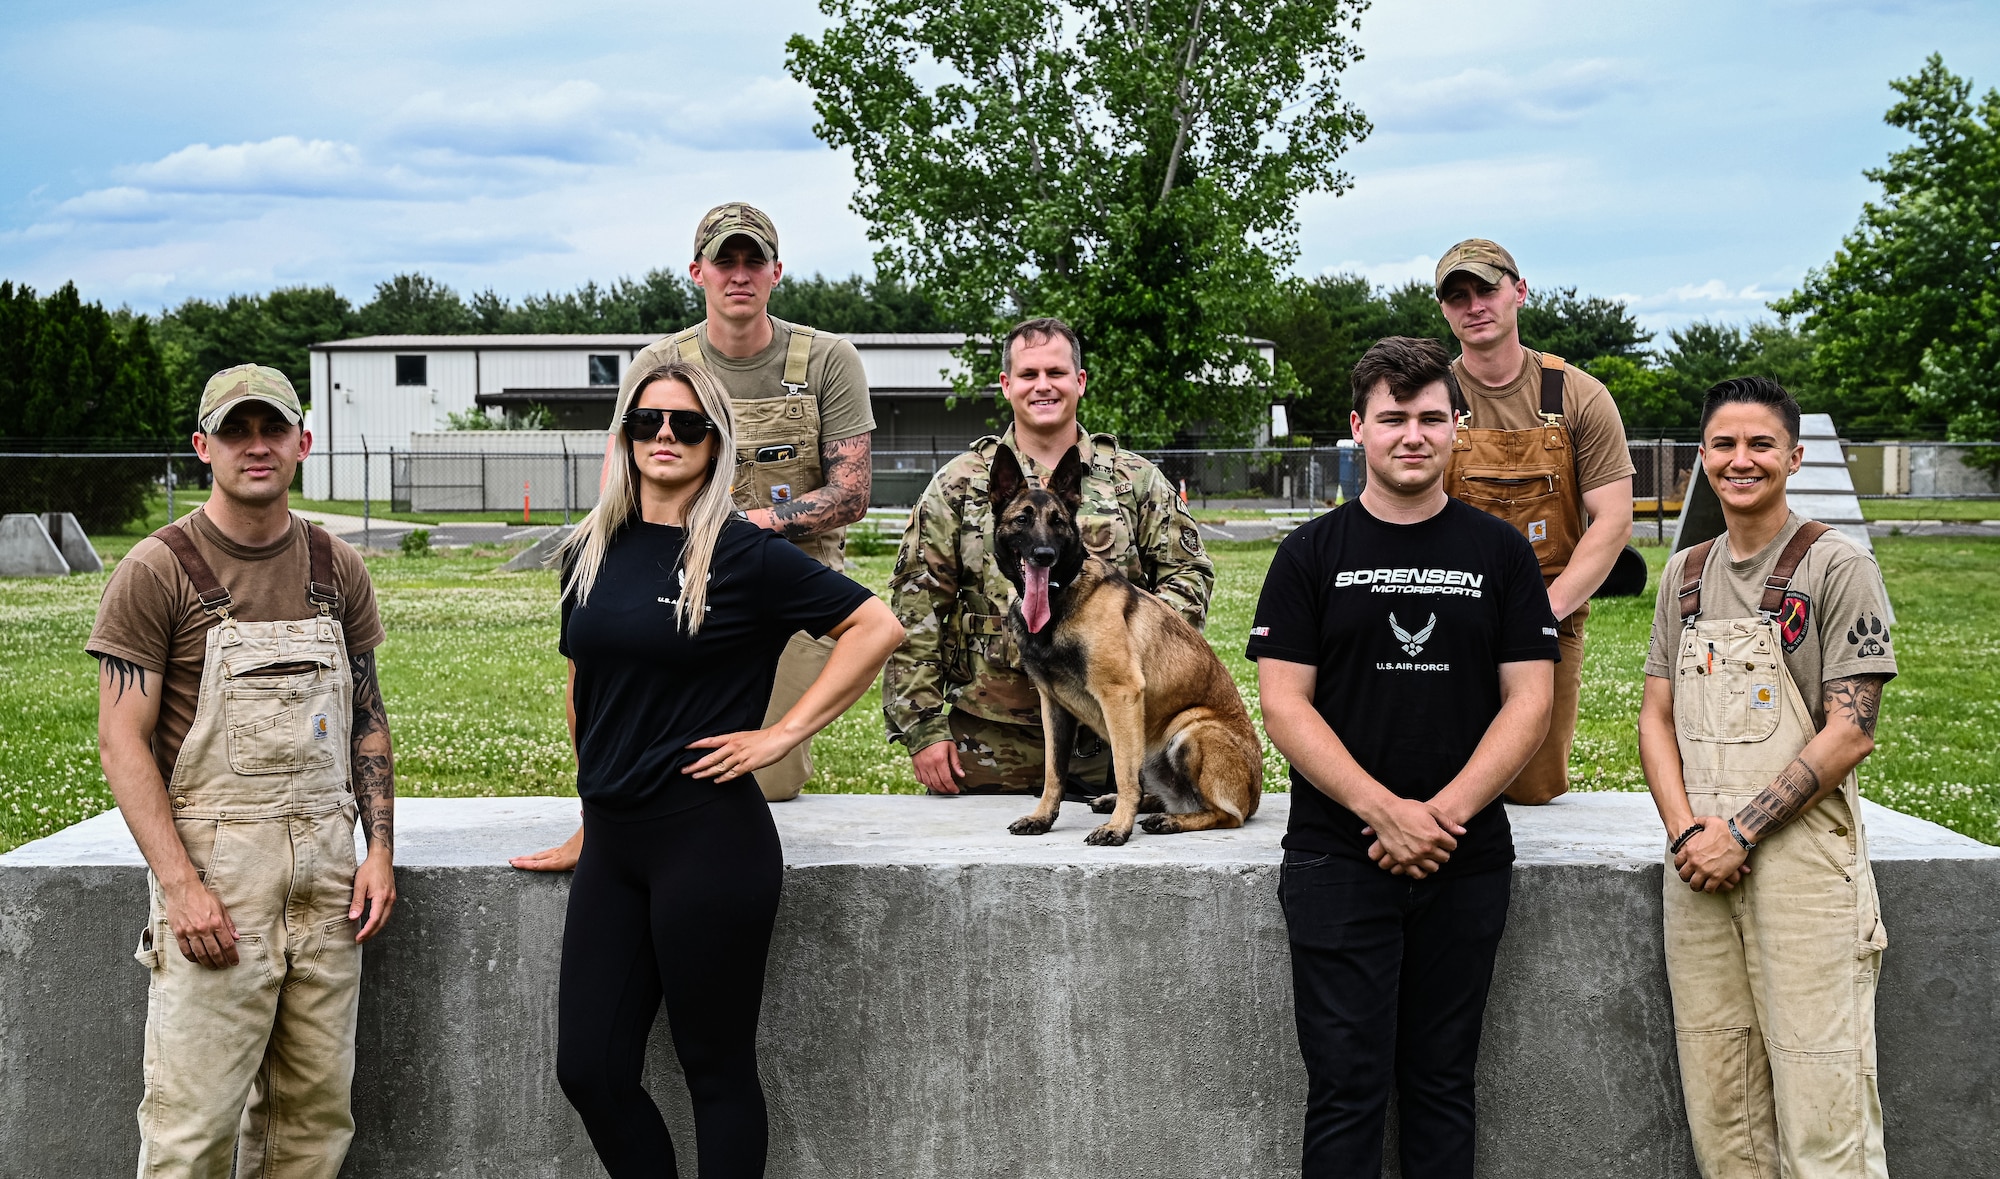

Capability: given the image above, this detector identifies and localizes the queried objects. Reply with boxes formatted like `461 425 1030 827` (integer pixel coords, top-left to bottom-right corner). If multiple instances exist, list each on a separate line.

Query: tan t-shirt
626 314 876 443
1452 348 1636 494
1645 513 1896 729
86 510 385 783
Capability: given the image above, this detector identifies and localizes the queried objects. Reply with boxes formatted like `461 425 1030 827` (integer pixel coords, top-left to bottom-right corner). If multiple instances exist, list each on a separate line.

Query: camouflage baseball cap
1434 239 1520 298
199 364 303 434
694 202 779 262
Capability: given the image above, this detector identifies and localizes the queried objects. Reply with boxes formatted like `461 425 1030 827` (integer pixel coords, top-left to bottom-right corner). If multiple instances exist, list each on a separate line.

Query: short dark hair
1350 336 1453 416
1699 376 1800 444
1002 317 1084 374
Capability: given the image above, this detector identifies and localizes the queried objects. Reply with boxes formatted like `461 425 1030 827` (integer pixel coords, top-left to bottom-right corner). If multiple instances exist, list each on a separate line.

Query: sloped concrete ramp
3 794 1994 1178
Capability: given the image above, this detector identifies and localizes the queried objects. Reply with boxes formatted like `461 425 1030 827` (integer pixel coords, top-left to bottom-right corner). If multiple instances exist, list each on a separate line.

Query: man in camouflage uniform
883 317 1214 794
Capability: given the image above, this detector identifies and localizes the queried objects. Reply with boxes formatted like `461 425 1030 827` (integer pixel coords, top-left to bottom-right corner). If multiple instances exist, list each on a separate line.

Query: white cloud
119 137 380 196
1319 255 1438 291
1369 60 1645 134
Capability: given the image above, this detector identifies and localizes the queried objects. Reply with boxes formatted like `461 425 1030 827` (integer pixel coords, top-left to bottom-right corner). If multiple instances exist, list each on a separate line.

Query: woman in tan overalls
1639 379 1895 1179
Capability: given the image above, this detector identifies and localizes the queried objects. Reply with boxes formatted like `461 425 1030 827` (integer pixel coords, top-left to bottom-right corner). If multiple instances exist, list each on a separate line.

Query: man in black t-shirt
1248 337 1556 1179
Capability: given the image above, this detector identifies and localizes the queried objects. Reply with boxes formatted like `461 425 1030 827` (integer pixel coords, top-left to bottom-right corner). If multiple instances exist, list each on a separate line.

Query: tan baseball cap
1434 239 1520 298
694 202 779 262
199 364 303 434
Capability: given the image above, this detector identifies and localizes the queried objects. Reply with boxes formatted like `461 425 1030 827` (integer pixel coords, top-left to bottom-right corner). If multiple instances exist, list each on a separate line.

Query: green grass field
3 536 1996 853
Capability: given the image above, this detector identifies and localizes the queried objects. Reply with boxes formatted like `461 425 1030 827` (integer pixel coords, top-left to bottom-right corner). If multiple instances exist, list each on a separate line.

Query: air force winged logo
1390 612 1437 657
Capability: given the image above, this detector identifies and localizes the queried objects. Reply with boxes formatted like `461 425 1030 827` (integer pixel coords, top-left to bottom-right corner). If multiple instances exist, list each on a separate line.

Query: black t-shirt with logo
1245 497 1558 874
560 516 874 819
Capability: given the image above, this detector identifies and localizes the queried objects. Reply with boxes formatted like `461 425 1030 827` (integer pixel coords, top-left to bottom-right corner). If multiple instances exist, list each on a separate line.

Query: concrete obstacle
2 793 1994 1178
40 512 102 574
0 513 71 577
499 524 574 572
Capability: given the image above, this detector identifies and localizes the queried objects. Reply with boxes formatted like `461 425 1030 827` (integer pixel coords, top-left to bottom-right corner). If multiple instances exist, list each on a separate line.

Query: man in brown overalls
1435 239 1635 803
91 365 396 1178
619 202 875 801
1639 377 1894 1177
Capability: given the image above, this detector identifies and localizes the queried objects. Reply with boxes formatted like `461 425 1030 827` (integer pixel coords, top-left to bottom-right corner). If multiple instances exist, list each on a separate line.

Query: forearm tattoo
1824 674 1885 739
98 655 150 702
349 649 395 852
1735 756 1821 844
772 434 871 540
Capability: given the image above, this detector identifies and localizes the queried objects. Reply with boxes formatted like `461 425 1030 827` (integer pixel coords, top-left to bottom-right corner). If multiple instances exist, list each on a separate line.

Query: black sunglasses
622 408 717 445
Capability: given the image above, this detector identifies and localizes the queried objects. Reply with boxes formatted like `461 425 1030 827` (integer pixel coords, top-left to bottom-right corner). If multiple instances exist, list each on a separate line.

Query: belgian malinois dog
989 445 1262 845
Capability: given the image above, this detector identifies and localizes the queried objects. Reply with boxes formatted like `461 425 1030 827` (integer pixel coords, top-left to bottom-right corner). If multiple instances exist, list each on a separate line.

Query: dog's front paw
1085 823 1131 847
1139 813 1182 835
1088 793 1119 814
1009 814 1055 836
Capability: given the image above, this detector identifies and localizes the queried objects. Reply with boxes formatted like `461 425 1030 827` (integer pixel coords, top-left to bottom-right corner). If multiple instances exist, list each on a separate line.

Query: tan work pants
138 811 363 1179
1664 615 1888 1179
758 631 836 801
1508 599 1585 804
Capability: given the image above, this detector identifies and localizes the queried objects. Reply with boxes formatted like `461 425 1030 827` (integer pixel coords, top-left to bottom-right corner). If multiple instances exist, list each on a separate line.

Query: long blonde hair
558 359 738 633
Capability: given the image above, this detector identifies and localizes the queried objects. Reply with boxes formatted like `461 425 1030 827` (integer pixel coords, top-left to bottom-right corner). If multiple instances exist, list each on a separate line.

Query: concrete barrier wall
3 794 1996 1178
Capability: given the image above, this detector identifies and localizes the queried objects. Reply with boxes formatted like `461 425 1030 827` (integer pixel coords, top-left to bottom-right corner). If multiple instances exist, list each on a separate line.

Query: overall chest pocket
733 396 823 510
1673 629 1784 745
224 672 343 775
1451 465 1565 549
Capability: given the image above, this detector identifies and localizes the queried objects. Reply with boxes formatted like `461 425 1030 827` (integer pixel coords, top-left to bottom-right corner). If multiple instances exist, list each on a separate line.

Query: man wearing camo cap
616 202 875 802
1434 238 1634 804
91 364 395 1176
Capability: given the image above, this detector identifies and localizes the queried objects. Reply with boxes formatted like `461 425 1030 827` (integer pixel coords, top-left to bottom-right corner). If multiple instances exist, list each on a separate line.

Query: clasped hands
1359 795 1467 879
1674 814 1752 893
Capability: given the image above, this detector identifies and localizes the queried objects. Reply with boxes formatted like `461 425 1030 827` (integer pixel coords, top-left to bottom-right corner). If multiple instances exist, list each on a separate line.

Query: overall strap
1677 538 1717 622
1538 353 1567 418
153 520 233 618
1758 521 1832 617
670 326 703 365
306 522 339 615
782 325 816 394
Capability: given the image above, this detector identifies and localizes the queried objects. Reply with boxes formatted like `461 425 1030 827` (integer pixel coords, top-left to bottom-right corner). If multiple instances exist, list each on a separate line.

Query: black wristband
1669 823 1704 854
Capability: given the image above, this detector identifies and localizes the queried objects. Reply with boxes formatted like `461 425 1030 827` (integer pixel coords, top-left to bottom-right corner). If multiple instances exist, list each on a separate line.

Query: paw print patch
1846 614 1889 659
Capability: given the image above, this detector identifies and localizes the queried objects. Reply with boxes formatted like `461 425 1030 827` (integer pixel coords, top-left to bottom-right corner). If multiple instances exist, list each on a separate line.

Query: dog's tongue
1022 564 1052 634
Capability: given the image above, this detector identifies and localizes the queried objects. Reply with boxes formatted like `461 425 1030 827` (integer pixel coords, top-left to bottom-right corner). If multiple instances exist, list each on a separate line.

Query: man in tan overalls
1639 377 1895 1178
618 202 875 801
1436 239 1635 803
91 365 396 1177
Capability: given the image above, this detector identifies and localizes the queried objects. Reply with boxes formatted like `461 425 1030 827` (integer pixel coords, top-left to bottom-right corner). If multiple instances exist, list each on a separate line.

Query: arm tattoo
98 655 150 702
772 434 871 540
1736 756 1822 844
1824 674 1885 739
348 648 395 853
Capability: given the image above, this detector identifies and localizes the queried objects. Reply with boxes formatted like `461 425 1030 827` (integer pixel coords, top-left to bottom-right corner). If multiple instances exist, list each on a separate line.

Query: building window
588 355 619 386
396 355 428 386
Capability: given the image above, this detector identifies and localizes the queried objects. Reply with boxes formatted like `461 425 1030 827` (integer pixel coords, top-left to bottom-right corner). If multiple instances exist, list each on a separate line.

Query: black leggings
556 782 783 1179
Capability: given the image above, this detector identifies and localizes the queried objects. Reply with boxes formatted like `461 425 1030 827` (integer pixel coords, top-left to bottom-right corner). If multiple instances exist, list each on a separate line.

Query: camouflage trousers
945 710 1113 796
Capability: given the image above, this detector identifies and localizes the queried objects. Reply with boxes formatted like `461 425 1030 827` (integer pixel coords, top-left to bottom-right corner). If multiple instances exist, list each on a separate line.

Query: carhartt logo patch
311 713 331 739
770 484 792 503
1527 519 1548 543
1751 685 1776 710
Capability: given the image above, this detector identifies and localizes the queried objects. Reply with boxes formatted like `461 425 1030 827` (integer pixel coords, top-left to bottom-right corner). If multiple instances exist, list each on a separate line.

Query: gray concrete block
39 512 102 574
499 524 573 573
2 794 1994 1178
0 513 69 577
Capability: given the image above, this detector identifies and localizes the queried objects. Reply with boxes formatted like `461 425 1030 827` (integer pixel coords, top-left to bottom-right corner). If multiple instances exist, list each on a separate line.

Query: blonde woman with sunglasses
510 361 902 1178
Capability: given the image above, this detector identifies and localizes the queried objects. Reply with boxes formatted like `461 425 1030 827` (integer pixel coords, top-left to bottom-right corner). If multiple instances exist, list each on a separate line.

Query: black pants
557 783 783 1179
1279 849 1512 1179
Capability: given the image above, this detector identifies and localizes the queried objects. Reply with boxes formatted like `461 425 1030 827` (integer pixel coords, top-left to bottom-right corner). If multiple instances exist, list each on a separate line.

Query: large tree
1774 55 2000 444
788 0 1371 446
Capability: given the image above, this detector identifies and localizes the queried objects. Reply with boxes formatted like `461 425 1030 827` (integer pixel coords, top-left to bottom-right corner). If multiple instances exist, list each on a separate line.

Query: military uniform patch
1779 590 1811 653
1180 525 1204 557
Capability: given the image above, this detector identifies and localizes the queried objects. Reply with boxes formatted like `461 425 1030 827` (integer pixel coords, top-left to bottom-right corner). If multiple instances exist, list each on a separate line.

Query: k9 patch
1750 685 1776 710
312 713 332 739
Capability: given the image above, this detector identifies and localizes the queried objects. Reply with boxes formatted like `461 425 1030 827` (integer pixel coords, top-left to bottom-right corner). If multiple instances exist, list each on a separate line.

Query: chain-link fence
4 440 1997 536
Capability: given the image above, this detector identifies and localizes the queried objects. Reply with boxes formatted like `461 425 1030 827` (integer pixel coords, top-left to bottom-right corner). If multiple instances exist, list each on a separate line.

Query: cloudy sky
2 0 1994 341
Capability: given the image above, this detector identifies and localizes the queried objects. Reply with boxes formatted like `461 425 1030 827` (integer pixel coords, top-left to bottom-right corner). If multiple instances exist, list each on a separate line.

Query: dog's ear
1049 448 1086 514
989 444 1026 508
